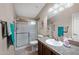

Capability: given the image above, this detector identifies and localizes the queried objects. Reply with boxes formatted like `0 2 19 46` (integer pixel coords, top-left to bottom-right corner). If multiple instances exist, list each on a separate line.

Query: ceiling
14 3 46 18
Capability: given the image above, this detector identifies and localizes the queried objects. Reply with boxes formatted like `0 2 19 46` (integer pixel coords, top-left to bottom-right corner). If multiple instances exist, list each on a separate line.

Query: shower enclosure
15 20 37 48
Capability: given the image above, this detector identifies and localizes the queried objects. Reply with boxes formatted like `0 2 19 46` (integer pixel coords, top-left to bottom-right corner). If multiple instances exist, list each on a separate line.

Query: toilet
30 40 38 52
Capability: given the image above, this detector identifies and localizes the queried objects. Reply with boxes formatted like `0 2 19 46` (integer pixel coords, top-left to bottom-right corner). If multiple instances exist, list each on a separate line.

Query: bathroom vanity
38 37 79 55
38 39 59 55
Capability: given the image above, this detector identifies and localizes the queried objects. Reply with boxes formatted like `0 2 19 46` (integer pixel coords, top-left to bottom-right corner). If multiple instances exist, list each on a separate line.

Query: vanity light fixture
48 8 54 13
58 7 64 12
64 3 74 8
53 4 60 9
48 4 60 13
48 3 74 16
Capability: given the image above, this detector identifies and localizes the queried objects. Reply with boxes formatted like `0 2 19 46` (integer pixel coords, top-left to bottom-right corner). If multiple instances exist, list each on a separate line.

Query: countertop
37 37 79 55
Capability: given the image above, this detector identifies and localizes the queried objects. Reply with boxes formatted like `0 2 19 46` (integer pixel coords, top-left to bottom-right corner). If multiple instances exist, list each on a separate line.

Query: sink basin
46 39 63 46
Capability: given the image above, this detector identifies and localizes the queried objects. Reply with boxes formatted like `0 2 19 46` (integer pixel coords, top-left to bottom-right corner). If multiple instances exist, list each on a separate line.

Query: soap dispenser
63 36 71 48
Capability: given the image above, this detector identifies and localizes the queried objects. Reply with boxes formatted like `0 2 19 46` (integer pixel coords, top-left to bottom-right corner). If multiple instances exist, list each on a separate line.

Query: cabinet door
38 41 42 55
42 45 52 55
38 41 57 55
38 41 52 55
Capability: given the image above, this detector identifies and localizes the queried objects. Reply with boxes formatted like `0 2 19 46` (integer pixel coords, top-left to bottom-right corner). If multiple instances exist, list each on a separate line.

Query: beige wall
0 3 15 21
36 4 54 35
0 3 15 55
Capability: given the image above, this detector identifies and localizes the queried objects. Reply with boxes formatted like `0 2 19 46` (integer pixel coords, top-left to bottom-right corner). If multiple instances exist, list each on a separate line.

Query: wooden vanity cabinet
38 41 42 55
38 40 57 55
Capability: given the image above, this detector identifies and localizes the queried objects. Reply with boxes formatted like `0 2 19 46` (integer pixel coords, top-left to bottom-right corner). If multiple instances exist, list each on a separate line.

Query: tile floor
15 46 38 55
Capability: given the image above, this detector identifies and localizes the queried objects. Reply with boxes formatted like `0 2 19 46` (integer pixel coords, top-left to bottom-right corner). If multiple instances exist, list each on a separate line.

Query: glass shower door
16 22 29 47
16 21 37 48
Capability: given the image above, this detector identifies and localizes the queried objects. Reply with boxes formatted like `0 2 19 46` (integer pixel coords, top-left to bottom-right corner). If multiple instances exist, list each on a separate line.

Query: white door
72 13 79 41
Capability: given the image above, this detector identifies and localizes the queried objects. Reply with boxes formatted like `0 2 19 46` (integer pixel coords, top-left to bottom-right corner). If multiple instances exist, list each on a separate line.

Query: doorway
72 13 79 41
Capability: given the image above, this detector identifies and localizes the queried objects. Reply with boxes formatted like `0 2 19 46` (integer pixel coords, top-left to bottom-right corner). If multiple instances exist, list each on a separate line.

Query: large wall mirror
47 3 79 42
